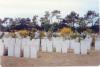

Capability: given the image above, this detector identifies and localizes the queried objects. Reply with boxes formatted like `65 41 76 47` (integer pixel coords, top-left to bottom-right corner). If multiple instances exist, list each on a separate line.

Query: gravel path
0 51 100 67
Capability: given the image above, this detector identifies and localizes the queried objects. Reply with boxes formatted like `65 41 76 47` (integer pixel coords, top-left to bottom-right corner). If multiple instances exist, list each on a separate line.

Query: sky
0 0 99 18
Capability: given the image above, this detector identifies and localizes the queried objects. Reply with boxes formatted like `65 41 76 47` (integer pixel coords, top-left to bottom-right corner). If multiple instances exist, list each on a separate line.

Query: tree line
0 10 99 33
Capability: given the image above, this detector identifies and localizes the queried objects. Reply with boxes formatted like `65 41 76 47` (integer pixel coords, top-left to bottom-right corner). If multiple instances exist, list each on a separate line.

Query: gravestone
14 38 21 57
52 37 56 50
8 38 15 56
95 37 100 50
0 39 4 56
3 38 9 49
30 39 37 58
32 39 40 51
41 38 47 52
86 37 92 50
22 37 30 58
69 39 76 49
53 37 62 53
61 39 69 53
81 39 88 54
71 39 80 54
46 39 53 52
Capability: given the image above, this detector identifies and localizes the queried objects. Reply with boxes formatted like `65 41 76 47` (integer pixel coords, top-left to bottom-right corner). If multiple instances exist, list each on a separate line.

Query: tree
44 11 50 19
40 11 51 32
64 11 79 32
66 11 79 28
40 17 51 32
51 10 61 24
51 10 60 17
32 15 38 25
0 19 3 31
56 15 62 23
51 23 59 32
77 17 87 33
44 11 50 24
84 10 99 33
85 10 97 27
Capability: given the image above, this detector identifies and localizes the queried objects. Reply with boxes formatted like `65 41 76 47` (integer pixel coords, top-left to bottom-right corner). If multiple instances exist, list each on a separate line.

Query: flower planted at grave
40 31 45 38
10 32 16 38
19 30 29 38
60 27 72 38
29 31 35 40
70 32 78 39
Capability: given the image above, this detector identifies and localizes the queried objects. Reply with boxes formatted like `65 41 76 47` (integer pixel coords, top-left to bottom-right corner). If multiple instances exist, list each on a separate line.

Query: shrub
60 27 72 37
18 30 29 38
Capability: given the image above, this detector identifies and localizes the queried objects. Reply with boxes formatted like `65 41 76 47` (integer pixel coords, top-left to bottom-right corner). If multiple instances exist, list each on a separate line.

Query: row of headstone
0 38 39 58
41 37 92 54
0 36 100 58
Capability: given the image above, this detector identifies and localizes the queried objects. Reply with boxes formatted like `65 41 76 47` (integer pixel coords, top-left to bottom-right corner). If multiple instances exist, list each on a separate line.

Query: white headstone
53 37 62 53
95 38 100 50
69 39 76 49
85 37 92 50
14 38 21 57
52 37 57 49
66 39 70 49
32 39 39 51
22 37 30 58
61 39 69 53
72 40 80 54
81 40 88 54
46 39 53 52
30 39 37 58
41 38 47 52
3 37 10 49
8 38 15 56
0 39 4 56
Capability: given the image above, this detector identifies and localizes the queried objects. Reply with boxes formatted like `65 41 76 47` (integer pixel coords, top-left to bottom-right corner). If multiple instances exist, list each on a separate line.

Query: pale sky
0 0 99 18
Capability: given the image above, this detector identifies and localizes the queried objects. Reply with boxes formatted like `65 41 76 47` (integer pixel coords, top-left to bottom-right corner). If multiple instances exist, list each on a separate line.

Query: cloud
0 0 99 18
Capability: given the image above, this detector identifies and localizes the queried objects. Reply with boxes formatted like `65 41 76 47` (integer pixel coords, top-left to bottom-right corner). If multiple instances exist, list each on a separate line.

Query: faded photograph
0 0 100 67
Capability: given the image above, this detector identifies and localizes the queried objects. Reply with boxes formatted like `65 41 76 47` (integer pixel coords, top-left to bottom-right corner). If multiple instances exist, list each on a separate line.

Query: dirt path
0 51 100 67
